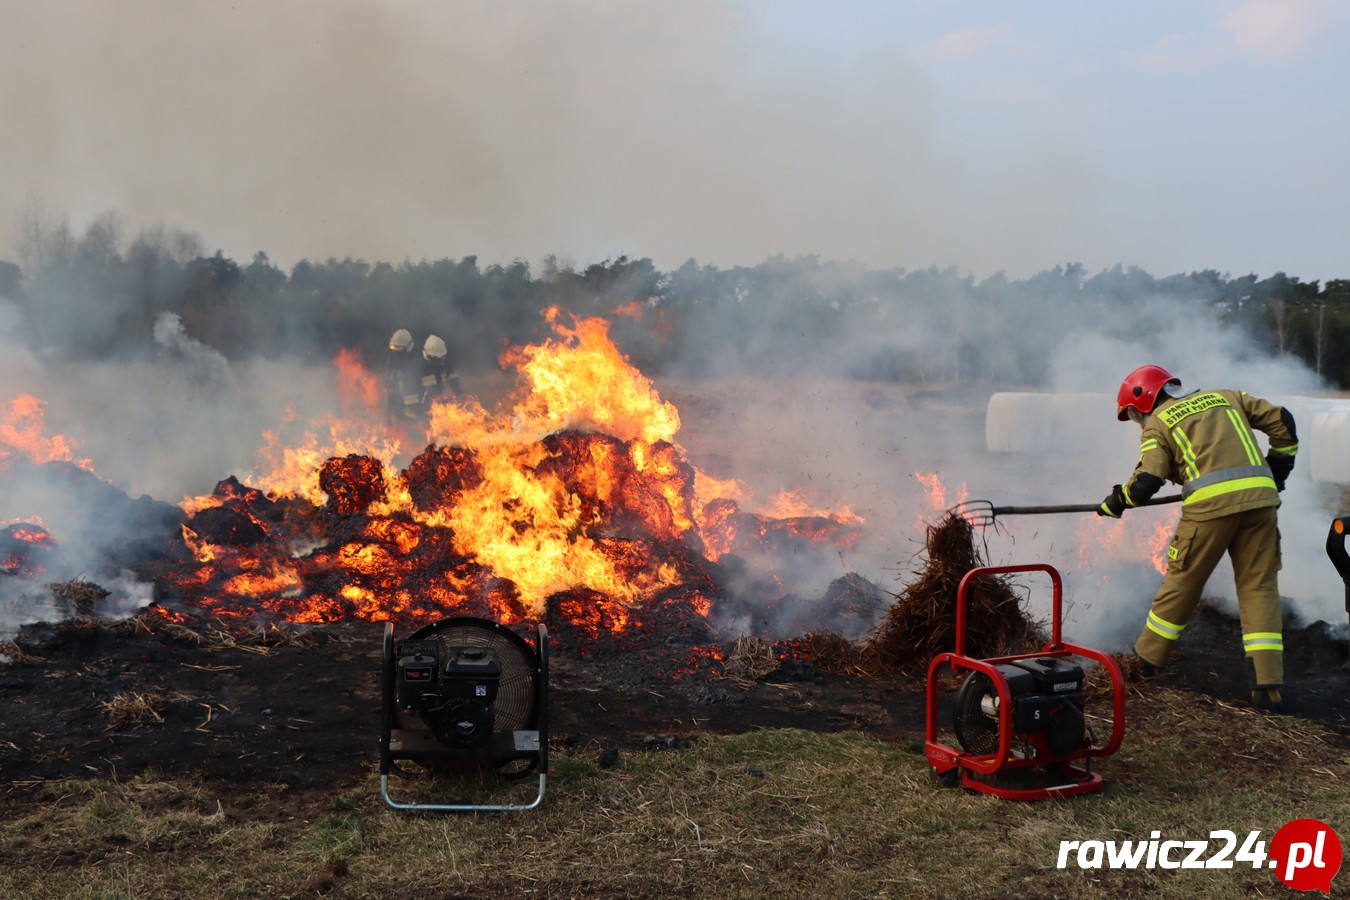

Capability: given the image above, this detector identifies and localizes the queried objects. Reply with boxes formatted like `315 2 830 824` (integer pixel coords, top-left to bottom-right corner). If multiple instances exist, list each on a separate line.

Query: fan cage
381 616 549 812
952 670 1001 756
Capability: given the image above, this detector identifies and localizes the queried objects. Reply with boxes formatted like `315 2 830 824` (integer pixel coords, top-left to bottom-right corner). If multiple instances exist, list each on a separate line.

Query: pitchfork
951 493 1182 528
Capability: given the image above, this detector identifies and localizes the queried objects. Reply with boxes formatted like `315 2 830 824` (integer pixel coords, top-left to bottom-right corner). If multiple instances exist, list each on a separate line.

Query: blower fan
380 616 548 812
925 563 1125 800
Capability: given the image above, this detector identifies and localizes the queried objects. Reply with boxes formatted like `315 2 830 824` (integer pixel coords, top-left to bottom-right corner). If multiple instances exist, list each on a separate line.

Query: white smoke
0 299 349 640
153 311 237 395
657 279 1348 653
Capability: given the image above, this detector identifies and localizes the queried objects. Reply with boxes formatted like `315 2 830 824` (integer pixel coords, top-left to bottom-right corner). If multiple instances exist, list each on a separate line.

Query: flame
222 558 302 599
9 524 52 545
181 525 217 563
1072 509 1176 584
912 470 968 533
764 489 864 525
1 522 57 576
147 605 192 624
498 307 680 445
0 394 95 472
181 354 405 511
332 348 382 415
1145 516 1173 575
671 643 727 679
914 470 968 511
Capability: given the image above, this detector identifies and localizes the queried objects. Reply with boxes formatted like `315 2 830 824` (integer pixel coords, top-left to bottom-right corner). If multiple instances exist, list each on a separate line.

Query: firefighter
419 334 464 407
385 328 422 423
1099 364 1298 712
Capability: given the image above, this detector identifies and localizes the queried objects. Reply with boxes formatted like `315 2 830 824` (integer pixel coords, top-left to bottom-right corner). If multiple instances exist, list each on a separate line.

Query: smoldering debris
49 579 109 617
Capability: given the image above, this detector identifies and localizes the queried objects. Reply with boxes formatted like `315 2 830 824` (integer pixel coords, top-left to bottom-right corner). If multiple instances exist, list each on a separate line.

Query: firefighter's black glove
1097 485 1127 518
1266 451 1294 492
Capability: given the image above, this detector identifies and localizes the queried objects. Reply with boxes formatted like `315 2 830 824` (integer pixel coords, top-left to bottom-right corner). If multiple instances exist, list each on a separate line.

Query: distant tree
74 211 125 267
1250 272 1301 355
1315 280 1350 389
0 260 21 299
13 195 73 346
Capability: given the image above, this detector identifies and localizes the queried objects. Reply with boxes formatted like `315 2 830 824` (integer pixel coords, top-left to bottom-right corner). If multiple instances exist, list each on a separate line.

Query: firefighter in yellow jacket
385 329 422 424
1099 364 1298 712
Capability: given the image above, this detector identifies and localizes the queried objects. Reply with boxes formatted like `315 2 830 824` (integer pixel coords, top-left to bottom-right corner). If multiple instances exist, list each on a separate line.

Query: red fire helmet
1116 364 1180 421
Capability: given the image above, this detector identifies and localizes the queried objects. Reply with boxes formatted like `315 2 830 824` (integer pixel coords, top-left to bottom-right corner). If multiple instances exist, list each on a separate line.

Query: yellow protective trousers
1134 505 1283 685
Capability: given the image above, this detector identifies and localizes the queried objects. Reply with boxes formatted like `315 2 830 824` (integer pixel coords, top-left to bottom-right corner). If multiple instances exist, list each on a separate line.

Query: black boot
1250 686 1286 714
1119 653 1160 682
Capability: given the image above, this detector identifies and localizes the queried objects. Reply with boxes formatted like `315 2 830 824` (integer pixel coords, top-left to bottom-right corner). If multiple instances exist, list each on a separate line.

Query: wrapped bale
1310 410 1350 485
985 393 1049 453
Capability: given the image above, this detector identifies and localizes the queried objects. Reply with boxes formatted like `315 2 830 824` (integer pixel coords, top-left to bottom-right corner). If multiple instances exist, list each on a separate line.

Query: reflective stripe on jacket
1125 389 1297 522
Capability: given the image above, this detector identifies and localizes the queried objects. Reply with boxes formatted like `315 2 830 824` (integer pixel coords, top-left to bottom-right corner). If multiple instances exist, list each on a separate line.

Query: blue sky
3 0 1347 282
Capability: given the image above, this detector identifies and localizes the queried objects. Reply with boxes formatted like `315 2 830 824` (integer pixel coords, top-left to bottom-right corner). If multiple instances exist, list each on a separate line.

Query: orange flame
914 470 968 510
0 394 95 472
180 353 405 511
333 348 383 415
764 489 864 525
498 307 681 445
1145 516 1173 575
181 525 217 563
1073 510 1176 583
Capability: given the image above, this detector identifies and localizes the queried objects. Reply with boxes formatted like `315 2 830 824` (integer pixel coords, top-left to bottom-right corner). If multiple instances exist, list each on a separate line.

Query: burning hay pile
98 309 865 655
1 309 952 676
860 511 1046 674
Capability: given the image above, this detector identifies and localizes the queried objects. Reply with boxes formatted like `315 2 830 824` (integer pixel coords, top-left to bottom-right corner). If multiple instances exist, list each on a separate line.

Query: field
2 376 1348 898
0 612 1347 899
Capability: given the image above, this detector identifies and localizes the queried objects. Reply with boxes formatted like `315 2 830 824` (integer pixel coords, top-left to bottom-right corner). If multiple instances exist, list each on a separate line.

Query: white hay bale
987 392 1119 454
985 393 1051 453
1282 396 1343 436
1309 410 1350 485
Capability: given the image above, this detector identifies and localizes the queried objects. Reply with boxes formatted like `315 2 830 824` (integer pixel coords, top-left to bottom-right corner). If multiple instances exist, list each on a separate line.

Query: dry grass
720 634 781 686
1 685 1345 899
99 691 168 729
0 640 41 665
860 513 1045 675
48 579 109 616
113 609 322 654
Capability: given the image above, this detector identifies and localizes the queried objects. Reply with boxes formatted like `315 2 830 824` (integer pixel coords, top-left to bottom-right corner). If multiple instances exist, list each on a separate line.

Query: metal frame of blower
924 563 1125 801
379 617 549 812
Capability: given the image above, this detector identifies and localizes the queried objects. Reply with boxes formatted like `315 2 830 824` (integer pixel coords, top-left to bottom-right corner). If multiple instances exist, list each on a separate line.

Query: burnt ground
1 599 1348 818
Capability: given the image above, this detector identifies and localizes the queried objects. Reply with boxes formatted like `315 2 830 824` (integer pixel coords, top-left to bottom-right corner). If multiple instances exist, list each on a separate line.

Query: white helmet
423 335 447 360
389 328 413 352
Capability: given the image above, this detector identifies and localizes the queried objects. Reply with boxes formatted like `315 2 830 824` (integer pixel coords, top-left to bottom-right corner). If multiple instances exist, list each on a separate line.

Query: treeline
2 224 1348 389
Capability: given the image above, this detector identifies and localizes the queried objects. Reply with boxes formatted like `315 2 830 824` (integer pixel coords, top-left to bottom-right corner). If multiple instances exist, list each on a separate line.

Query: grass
0 686 1346 899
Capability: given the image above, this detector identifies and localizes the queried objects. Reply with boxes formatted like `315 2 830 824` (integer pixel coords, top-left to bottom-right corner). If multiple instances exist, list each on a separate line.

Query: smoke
3 250 1348 654
2 2 1345 654
152 311 236 395
0 1 1112 280
0 463 161 634
1030 317 1344 645
650 273 1348 652
0 297 353 637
